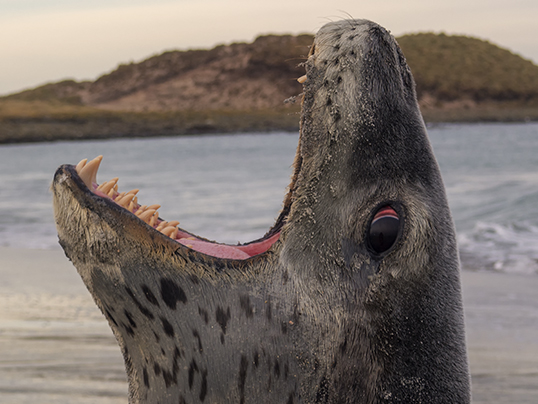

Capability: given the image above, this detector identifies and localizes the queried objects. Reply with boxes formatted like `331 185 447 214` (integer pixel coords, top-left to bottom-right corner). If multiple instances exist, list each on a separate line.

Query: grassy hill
2 32 538 143
398 33 538 102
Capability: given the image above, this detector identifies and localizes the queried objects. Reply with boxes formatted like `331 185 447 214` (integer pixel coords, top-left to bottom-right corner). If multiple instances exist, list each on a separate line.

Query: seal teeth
128 196 138 212
98 178 119 194
136 205 148 214
78 155 103 189
117 193 136 208
149 213 159 227
108 184 119 198
138 209 156 222
297 75 307 84
162 226 178 239
156 221 168 231
75 158 88 173
75 156 183 240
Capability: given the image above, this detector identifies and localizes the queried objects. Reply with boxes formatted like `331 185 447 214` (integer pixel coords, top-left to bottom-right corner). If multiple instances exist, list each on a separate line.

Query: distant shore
1 104 538 144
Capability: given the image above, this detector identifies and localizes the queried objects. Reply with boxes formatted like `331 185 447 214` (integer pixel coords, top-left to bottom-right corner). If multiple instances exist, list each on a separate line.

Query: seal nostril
327 97 332 106
337 76 342 84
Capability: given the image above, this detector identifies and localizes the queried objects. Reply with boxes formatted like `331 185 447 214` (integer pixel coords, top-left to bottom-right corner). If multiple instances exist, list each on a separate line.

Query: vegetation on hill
397 33 538 103
2 32 538 143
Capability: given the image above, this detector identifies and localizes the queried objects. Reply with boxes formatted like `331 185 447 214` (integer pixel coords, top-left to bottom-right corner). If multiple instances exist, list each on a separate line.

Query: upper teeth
77 155 102 189
75 156 180 240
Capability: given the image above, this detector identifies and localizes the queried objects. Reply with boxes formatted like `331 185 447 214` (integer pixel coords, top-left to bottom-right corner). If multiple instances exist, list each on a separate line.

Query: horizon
2 0 537 96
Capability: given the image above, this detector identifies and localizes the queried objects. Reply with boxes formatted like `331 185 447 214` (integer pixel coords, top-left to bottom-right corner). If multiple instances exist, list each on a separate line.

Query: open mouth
75 155 284 260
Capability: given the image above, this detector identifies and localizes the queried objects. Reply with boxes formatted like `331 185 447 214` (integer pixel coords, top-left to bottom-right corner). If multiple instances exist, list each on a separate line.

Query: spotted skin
52 19 470 403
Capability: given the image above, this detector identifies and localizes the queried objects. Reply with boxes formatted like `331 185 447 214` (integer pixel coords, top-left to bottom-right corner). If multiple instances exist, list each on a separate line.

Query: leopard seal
52 19 471 403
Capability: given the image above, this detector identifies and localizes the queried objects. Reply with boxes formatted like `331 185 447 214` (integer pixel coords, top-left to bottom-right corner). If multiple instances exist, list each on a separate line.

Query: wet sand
0 247 537 403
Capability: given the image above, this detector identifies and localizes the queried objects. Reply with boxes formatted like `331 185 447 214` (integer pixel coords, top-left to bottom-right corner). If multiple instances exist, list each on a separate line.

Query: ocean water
1 123 538 274
1 124 538 403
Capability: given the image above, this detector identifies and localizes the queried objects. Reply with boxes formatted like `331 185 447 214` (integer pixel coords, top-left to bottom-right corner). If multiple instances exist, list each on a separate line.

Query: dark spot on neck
274 359 280 379
160 278 187 309
143 367 149 388
198 306 209 324
287 392 295 404
161 317 175 337
188 359 199 389
154 362 161 376
105 309 118 327
238 355 248 404
123 323 135 337
199 369 208 402
216 306 231 334
193 329 203 352
125 287 155 320
124 309 137 329
141 284 160 307
239 295 254 318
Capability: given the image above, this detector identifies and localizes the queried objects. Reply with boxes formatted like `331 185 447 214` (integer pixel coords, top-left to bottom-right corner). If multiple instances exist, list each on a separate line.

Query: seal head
52 19 470 403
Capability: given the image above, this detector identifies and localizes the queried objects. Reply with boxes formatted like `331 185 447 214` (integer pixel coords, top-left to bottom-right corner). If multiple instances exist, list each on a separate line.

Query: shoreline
1 106 538 145
1 247 537 402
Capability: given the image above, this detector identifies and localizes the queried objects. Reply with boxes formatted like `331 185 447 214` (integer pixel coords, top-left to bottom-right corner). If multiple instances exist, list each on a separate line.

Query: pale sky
1 0 537 96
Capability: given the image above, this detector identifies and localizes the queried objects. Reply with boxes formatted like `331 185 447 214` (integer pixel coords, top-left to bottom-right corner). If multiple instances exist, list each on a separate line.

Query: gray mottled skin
52 19 471 403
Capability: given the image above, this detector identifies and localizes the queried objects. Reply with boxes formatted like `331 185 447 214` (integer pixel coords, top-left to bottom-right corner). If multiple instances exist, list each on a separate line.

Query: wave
458 221 538 275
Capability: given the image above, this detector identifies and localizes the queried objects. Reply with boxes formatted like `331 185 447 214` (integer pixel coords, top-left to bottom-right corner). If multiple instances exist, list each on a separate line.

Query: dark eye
368 206 400 254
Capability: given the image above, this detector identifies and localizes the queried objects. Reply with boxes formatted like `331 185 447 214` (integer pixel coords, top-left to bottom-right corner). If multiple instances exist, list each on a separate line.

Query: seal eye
368 206 400 254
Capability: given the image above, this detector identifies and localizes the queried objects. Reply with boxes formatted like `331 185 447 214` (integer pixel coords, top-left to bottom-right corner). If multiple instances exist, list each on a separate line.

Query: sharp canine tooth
297 75 307 83
167 221 180 227
135 205 148 216
150 214 159 227
78 155 103 189
156 221 168 231
128 197 138 212
147 204 161 210
117 193 135 207
161 227 173 236
108 183 119 198
139 209 156 222
100 178 118 194
162 226 177 238
76 159 88 173
127 189 139 195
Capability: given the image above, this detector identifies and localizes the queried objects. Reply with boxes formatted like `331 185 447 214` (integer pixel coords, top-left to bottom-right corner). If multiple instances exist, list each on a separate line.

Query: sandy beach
1 247 537 403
